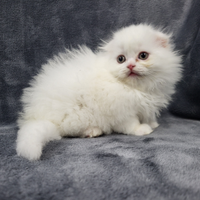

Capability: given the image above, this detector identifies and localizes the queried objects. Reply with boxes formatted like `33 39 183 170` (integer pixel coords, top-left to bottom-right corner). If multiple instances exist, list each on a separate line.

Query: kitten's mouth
128 71 140 77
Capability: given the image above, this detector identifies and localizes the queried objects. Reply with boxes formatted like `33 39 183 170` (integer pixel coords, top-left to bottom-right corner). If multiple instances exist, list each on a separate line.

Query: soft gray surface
1 113 200 200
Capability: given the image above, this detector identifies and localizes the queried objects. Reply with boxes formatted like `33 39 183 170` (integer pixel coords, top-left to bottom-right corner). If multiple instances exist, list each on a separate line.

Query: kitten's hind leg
16 120 61 161
82 126 103 138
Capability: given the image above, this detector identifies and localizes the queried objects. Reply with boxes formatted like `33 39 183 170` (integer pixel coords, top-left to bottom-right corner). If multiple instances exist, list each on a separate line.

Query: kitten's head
100 24 182 92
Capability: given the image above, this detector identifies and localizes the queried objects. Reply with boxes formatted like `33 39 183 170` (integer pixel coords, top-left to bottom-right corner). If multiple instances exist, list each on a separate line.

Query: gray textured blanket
1 0 200 199
1 113 200 200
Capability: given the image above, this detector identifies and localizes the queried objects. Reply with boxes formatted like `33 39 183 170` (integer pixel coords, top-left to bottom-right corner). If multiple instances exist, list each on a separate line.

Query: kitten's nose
127 65 135 71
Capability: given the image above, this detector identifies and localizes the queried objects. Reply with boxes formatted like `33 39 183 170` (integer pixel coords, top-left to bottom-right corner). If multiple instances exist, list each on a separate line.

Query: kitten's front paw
83 127 103 138
135 124 153 136
16 141 42 161
150 121 159 129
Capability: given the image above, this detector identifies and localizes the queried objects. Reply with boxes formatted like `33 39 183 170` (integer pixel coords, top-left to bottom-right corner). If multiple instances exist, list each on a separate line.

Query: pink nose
127 65 135 70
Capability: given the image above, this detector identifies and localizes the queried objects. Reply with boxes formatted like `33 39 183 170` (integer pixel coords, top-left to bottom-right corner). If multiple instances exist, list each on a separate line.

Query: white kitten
16 24 182 160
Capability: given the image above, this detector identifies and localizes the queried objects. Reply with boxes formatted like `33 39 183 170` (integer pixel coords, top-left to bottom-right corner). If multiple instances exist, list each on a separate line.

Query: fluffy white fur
16 24 182 160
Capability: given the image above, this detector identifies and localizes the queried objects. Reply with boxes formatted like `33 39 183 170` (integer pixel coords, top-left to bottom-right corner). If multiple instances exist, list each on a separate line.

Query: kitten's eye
117 55 126 64
138 52 149 60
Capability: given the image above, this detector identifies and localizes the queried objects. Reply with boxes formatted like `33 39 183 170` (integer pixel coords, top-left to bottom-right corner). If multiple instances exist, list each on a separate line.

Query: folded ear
156 32 171 48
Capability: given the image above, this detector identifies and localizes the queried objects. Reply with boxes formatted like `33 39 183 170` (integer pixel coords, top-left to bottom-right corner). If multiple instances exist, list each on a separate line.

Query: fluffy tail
16 120 61 161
